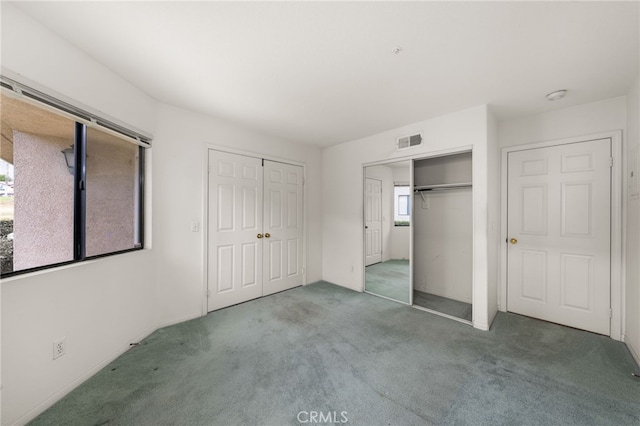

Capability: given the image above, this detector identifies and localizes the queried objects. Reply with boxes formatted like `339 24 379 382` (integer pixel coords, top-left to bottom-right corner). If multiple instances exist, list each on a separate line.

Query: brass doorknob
265 233 271 238
510 238 518 245
257 234 263 239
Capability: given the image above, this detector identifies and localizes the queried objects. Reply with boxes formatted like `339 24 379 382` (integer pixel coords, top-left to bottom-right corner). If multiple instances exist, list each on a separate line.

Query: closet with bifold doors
412 152 473 323
207 149 305 313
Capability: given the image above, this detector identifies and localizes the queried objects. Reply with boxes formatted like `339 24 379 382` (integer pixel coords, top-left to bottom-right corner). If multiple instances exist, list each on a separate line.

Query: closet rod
414 182 472 192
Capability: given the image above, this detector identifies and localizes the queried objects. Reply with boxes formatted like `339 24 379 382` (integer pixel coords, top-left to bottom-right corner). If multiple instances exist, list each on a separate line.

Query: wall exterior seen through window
1 91 143 275
14 131 75 270
86 127 139 257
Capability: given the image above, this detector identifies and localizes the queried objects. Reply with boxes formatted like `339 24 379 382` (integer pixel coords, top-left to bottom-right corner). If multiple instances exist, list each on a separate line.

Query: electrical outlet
53 337 66 360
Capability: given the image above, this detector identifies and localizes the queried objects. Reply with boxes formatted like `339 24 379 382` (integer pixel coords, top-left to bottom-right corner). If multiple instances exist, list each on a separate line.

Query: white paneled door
365 177 382 266
208 150 263 311
263 161 304 295
507 139 611 335
208 151 304 312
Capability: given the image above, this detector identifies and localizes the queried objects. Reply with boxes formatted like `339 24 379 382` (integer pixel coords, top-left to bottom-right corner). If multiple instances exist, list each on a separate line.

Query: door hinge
207 289 210 298
609 308 612 318
610 157 613 167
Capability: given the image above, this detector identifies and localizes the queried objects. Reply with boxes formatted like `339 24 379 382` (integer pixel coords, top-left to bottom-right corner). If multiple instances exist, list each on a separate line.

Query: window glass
394 185 411 226
398 195 409 215
1 93 75 274
85 127 141 257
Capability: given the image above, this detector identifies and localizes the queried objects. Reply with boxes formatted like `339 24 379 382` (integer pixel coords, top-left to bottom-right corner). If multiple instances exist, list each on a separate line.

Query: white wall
414 152 472 185
487 109 500 324
1 4 158 425
152 103 323 327
413 189 472 302
392 166 410 185
1 4 324 424
389 226 410 260
625 76 640 365
2 1 633 423
0 4 156 134
322 105 494 330
499 96 627 148
2 254 156 425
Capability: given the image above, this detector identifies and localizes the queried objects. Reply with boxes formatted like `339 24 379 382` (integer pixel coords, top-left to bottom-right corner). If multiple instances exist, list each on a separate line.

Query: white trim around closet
200 143 308 316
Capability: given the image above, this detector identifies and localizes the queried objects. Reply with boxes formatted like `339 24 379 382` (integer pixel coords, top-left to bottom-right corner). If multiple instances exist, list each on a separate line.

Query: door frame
499 131 623 340
202 144 307 315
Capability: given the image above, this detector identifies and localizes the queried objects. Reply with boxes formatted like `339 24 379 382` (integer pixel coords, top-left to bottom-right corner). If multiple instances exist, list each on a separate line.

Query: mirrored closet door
363 161 411 304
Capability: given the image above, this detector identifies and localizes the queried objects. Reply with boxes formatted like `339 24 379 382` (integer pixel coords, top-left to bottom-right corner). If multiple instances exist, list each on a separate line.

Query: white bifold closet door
208 150 303 312
263 160 304 296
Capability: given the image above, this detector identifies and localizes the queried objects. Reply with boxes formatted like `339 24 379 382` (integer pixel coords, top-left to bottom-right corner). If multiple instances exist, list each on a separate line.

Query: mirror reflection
364 161 411 304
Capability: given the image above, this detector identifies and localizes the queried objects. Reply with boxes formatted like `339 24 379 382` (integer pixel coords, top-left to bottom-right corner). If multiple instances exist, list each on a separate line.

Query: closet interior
412 152 473 322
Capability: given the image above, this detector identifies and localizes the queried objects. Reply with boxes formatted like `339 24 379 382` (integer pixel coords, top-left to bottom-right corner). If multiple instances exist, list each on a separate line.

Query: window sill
1 247 147 283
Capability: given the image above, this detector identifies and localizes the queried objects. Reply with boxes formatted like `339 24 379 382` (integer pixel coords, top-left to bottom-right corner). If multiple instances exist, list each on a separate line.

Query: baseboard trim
9 325 158 426
625 339 640 369
412 304 473 326
321 279 361 293
487 308 499 330
473 321 490 331
156 312 203 330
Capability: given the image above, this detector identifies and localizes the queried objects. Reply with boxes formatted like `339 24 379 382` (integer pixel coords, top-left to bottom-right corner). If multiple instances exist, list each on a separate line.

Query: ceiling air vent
397 133 423 150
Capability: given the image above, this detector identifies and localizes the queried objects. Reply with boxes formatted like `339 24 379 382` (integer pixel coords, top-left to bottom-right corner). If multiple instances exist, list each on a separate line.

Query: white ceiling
11 1 640 147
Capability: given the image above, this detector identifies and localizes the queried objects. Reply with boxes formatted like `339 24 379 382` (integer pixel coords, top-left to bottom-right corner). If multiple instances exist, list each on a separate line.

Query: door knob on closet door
265 233 271 238
257 234 263 239
510 238 518 245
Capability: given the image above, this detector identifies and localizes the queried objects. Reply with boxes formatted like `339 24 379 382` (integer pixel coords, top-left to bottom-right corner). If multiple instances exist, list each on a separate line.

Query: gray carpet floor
31 281 640 426
413 290 472 322
365 259 410 303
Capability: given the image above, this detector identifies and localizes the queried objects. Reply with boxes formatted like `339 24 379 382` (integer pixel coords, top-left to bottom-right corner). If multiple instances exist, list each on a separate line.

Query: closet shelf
414 182 472 192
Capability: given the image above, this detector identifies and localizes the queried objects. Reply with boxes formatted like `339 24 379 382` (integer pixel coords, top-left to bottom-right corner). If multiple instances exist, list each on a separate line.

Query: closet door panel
208 150 263 311
263 160 304 295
